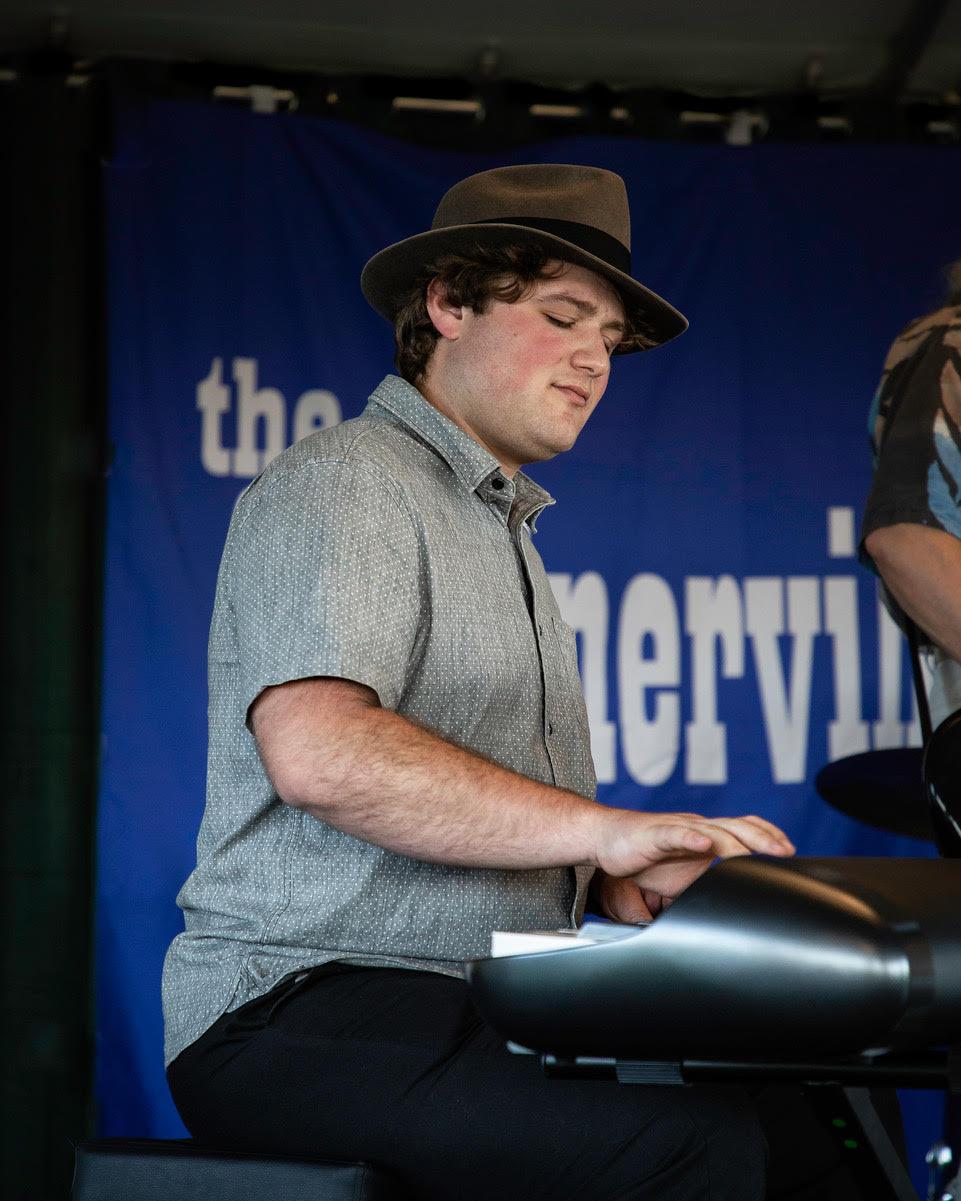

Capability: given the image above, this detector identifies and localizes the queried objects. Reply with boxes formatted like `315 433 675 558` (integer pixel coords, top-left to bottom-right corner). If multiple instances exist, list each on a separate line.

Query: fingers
646 823 715 856
648 820 759 861
593 807 795 882
642 889 669 918
599 875 655 923
640 817 793 877
652 812 795 857
684 822 758 860
706 815 795 856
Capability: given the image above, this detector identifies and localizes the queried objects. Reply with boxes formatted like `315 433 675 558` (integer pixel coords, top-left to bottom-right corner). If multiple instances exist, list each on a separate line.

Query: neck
416 372 520 478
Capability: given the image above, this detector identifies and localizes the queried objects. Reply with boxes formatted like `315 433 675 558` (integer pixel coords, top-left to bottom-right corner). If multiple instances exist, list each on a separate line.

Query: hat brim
360 222 687 354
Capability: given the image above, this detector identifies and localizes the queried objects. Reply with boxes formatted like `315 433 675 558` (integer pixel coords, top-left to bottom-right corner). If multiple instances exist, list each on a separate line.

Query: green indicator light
843 1139 859 1150
832 1119 847 1128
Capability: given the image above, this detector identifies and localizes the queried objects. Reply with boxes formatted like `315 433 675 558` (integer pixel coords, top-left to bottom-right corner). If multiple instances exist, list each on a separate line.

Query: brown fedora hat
360 163 688 352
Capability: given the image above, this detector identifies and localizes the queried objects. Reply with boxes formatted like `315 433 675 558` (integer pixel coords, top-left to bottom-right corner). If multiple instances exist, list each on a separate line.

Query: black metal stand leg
824 1087 920 1201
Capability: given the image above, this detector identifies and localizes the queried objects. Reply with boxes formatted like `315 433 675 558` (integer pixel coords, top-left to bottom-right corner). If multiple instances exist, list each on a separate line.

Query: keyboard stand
512 1047 961 1201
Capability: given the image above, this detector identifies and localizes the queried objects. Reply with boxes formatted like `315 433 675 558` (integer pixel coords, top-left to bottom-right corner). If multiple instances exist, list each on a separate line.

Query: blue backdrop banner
100 96 960 1171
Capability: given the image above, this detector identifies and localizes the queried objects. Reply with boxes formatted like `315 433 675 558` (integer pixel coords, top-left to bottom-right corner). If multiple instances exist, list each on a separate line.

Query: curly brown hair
393 242 654 384
946 257 961 306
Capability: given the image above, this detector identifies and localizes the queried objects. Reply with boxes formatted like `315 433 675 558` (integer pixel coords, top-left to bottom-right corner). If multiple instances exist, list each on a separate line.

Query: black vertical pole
905 617 934 746
0 66 107 1201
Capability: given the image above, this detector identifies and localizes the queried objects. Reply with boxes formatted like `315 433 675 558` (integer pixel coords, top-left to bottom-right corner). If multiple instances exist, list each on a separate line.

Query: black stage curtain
0 67 107 1201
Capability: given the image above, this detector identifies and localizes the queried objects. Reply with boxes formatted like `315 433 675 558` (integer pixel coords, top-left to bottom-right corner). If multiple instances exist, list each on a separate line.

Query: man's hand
590 811 795 922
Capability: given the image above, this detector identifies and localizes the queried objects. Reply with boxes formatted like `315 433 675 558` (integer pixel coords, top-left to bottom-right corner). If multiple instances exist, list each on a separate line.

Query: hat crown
431 164 631 252
360 160 687 348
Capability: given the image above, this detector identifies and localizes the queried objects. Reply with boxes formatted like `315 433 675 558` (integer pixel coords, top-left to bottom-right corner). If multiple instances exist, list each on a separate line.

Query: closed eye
546 313 618 356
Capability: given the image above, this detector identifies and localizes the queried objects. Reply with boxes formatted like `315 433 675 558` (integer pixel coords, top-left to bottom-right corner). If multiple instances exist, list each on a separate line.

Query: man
861 265 961 1194
862 265 961 728
163 164 796 1199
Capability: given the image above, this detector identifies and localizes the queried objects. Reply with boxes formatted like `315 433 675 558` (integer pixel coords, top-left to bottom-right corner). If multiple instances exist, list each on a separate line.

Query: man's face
424 261 626 476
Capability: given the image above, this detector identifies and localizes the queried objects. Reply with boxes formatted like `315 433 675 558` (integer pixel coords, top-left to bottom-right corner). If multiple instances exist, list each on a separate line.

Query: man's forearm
252 677 602 869
251 677 792 895
866 523 961 663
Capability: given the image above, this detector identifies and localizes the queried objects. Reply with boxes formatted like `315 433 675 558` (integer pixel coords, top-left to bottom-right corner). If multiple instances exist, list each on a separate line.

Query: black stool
71 1138 412 1200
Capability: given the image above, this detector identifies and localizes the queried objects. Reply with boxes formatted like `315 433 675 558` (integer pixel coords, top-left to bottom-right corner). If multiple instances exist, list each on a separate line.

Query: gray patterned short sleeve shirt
162 375 596 1065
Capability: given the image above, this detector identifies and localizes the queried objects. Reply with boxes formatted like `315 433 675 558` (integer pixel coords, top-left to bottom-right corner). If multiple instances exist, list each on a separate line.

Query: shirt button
537 623 544 635
547 722 554 736
491 477 505 490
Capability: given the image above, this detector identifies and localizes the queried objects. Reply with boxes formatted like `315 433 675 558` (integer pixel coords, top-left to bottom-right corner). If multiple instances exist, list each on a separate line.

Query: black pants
167 964 860 1201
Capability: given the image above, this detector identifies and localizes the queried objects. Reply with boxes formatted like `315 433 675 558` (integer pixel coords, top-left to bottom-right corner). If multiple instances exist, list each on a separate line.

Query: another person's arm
865 523 961 661
861 313 961 654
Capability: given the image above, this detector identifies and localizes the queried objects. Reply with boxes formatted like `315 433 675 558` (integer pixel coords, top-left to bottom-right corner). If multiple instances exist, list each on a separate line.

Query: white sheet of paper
490 921 646 957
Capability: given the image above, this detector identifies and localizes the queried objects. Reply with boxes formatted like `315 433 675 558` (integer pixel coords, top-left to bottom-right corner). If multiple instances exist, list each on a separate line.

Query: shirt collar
366 375 555 529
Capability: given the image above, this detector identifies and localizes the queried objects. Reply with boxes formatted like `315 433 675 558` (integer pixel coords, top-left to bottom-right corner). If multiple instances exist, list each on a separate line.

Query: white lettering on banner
232 358 286 476
745 577 821 784
293 390 343 443
617 574 681 786
196 358 232 476
824 576 869 759
549 506 921 787
684 577 745 784
196 356 343 477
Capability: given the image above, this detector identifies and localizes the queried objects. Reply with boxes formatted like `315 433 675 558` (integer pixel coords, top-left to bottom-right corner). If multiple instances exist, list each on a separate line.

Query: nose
570 327 611 377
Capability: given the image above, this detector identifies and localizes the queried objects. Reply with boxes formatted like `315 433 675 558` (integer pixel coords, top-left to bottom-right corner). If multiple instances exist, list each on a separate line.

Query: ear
425 277 466 342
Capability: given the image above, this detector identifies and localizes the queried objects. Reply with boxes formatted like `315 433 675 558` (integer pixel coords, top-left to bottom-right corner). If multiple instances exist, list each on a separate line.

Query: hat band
470 217 631 276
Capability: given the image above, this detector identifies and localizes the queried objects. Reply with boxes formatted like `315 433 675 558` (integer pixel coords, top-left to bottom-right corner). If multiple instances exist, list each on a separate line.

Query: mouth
553 384 590 406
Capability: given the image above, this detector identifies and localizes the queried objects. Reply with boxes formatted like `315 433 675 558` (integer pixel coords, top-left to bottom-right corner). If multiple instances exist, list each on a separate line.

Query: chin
529 441 575 464
552 429 581 454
